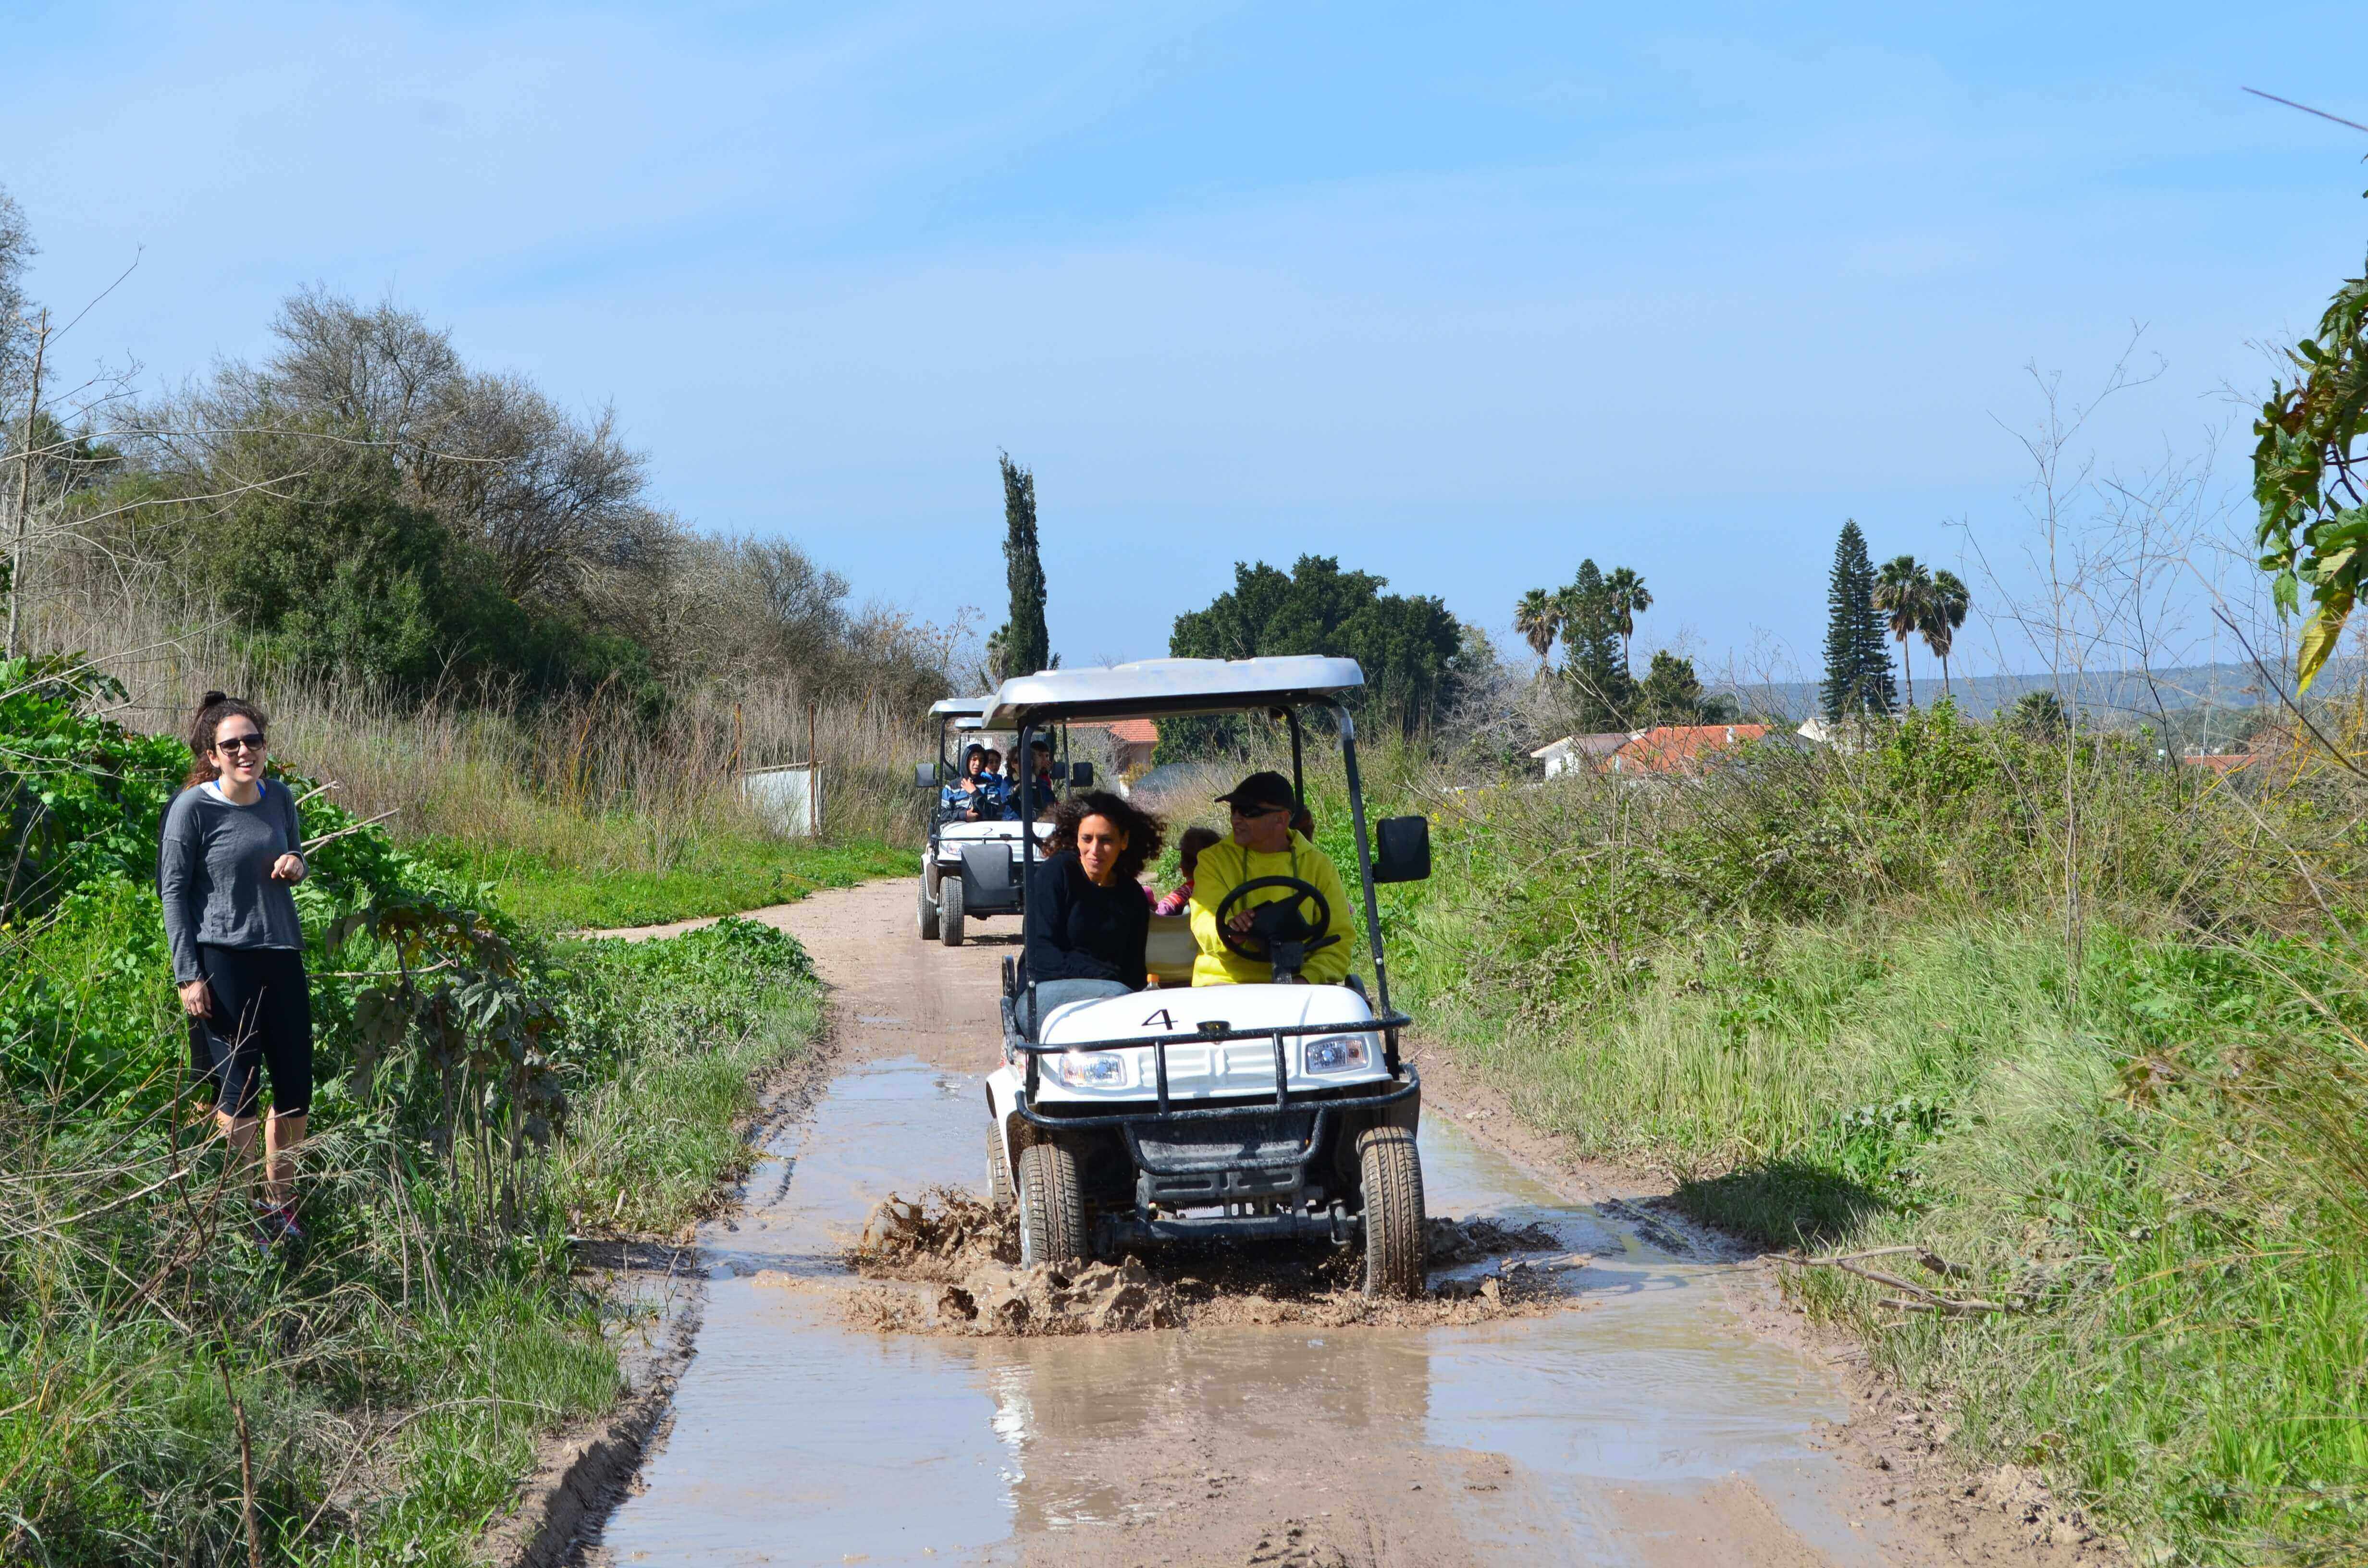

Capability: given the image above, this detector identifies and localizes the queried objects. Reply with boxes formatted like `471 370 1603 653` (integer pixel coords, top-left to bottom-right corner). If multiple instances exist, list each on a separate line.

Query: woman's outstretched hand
270 853 306 883
178 979 213 1017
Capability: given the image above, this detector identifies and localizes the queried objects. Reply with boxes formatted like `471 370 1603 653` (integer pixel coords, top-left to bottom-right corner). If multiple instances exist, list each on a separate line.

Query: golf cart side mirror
914 762 937 789
1070 761 1095 787
1372 815 1431 883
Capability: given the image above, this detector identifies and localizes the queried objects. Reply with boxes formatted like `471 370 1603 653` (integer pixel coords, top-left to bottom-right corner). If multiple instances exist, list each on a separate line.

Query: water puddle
593 1059 1900 1566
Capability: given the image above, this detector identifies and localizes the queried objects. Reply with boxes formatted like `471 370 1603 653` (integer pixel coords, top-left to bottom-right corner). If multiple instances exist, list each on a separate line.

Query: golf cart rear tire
1018 1138 1089 1267
939 876 966 946
918 877 941 941
987 1122 1015 1211
1357 1125 1426 1299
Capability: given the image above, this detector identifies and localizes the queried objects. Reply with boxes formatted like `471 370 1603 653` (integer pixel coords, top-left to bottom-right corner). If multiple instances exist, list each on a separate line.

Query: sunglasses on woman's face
215 733 267 755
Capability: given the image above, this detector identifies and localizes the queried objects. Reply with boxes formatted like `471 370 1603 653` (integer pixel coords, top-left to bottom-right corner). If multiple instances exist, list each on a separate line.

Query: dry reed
25 588 937 865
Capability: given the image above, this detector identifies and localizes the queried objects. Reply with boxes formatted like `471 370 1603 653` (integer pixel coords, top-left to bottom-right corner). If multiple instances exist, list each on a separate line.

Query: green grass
421 829 910 932
1 913 823 1567
1406 912 2368 1565
1373 708 2368 1566
550 919 826 1232
0 663 883 1563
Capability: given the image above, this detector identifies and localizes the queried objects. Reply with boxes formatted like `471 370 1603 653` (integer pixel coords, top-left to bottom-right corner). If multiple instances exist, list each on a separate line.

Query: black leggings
194 944 313 1119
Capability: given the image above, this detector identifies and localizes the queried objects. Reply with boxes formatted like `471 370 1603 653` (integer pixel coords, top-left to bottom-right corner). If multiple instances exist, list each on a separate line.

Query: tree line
1820 518 1969 721
1496 521 1975 741
1509 560 1736 731
0 186 953 714
962 449 1480 752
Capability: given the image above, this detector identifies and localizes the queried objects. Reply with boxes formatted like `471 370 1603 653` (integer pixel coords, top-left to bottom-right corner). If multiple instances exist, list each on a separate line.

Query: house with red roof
1608 724 1771 776
1074 718 1159 776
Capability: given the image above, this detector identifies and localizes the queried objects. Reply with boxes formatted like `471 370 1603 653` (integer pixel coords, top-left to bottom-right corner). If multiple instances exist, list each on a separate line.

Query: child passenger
1155 827 1221 917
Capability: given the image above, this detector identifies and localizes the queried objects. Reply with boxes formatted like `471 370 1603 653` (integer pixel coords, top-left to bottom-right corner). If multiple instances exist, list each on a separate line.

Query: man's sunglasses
1228 802 1289 819
215 734 267 754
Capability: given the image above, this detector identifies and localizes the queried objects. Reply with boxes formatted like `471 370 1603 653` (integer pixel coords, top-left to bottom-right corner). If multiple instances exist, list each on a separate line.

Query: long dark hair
1047 790 1164 886
184 690 270 789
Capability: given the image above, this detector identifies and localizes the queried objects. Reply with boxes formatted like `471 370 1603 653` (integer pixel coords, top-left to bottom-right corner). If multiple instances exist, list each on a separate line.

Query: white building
1529 732 1635 778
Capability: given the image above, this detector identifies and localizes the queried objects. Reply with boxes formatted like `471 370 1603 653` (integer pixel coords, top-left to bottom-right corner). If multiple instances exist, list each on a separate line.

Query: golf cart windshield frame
929 710 1079 833
1011 693 1399 1022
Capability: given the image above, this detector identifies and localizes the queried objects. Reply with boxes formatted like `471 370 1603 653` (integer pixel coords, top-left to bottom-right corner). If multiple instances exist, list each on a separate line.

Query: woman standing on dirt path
159 691 313 1247
1023 790 1164 1030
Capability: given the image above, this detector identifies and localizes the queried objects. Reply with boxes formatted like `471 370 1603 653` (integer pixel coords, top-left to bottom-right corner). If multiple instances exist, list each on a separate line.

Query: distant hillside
1713 658 2351 727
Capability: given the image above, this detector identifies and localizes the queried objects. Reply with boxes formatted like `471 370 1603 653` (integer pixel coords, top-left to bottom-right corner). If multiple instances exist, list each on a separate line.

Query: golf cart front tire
1358 1125 1426 1298
918 877 941 941
938 875 966 946
1018 1137 1089 1267
987 1122 1014 1211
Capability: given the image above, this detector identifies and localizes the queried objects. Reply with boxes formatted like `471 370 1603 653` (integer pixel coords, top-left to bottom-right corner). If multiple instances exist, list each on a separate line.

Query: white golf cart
979 656 1435 1297
913 697 1094 946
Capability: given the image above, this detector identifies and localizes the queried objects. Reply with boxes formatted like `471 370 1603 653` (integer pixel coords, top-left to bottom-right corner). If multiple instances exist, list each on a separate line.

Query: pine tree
1820 519 1895 719
991 452 1050 680
1637 649 1705 724
1557 559 1632 729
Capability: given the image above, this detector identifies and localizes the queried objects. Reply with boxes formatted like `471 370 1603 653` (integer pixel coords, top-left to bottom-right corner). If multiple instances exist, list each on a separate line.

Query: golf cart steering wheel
1213 876 1336 975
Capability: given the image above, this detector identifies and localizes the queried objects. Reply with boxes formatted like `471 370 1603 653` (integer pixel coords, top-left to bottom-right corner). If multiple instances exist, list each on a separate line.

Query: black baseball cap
1215 770 1296 812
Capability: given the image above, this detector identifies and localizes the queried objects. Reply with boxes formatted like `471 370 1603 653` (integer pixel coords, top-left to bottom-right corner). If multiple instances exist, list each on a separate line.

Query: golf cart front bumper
924 840 1025 915
1008 1018 1419 1249
931 823 1046 917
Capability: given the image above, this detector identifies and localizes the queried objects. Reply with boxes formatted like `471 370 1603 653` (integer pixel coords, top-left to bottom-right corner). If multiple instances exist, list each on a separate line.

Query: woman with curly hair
158 691 313 1246
1023 789 1165 1031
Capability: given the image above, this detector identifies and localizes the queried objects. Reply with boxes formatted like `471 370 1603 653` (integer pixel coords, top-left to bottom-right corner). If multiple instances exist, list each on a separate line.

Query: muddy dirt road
579 881 1969 1567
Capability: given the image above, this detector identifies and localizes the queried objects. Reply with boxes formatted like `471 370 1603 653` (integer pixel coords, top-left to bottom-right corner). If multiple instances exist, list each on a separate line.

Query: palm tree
1513 588 1561 668
1602 567 1652 677
1922 570 1970 701
1872 554 1933 707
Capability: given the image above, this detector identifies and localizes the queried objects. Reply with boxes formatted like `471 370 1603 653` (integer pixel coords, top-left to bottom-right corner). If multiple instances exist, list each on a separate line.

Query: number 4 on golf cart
980 656 1437 1298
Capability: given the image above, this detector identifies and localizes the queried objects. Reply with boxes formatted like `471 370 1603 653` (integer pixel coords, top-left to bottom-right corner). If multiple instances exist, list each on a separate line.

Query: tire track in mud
563 880 2109 1568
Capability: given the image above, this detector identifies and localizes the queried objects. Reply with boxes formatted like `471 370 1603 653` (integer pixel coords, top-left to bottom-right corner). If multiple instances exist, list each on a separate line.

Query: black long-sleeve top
1024 850 1149 990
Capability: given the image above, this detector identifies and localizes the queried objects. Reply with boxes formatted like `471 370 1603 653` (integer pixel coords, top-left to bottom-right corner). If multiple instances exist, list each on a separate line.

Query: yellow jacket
1188 830 1357 986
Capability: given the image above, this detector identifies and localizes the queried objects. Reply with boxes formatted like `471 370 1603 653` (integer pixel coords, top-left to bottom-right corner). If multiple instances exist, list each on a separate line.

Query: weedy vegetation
0 661 826 1566
1367 701 2368 1565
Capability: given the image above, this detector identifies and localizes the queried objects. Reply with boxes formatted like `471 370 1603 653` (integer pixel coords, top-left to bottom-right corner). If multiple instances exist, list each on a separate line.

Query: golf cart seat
1145 913 1196 986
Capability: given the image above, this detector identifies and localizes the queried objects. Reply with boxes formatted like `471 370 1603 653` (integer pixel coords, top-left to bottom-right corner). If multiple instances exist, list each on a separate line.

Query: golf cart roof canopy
987 656 1365 728
929 695 995 719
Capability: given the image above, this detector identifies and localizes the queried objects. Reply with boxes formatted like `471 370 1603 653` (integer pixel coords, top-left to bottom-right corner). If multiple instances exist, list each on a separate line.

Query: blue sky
6 1 2366 680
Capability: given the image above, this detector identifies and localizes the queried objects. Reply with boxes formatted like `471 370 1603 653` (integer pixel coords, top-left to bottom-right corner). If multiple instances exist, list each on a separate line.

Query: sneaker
253 1203 305 1247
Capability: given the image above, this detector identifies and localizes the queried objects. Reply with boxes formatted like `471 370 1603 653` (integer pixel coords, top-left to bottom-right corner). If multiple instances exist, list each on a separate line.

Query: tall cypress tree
992 452 1050 680
1820 519 1895 719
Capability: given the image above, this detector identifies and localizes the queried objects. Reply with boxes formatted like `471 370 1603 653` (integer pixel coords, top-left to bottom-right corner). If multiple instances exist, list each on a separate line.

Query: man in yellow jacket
1188 771 1358 986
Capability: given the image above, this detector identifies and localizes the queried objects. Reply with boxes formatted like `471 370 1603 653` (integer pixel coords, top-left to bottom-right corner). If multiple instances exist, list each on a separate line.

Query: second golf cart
979 656 1435 1297
913 696 1093 946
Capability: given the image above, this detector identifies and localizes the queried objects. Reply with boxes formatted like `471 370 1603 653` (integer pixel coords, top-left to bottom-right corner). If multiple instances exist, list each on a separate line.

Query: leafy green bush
0 671 824 1565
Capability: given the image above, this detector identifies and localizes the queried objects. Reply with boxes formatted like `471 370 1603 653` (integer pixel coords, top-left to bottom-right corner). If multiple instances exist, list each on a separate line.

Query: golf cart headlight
1302 1035 1370 1073
1055 1051 1127 1088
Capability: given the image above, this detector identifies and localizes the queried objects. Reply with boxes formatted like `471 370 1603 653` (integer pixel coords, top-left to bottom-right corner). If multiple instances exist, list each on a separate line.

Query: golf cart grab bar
1012 1064 1419 1131
1015 1011 1408 1117
1009 1012 1408 1056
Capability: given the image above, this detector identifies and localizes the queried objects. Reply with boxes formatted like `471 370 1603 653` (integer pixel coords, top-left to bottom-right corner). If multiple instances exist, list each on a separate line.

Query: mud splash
835 1187 1583 1336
